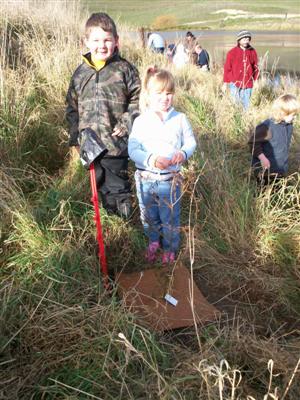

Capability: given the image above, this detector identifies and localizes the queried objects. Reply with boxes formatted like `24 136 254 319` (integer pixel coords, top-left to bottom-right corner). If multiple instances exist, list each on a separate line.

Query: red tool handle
89 163 109 289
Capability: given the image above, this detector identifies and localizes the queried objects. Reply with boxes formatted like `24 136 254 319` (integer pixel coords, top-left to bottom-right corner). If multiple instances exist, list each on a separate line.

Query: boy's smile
85 27 118 61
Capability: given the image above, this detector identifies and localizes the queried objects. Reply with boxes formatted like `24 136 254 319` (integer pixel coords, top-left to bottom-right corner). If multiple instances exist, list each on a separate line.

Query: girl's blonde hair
272 94 300 123
140 66 175 110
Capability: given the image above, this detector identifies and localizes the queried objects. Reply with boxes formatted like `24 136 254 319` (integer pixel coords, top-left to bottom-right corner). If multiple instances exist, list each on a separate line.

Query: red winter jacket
223 46 259 89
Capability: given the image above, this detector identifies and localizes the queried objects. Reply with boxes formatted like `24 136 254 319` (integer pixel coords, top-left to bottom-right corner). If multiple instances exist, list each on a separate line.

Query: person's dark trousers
94 156 132 218
255 171 284 190
153 47 164 54
261 175 283 186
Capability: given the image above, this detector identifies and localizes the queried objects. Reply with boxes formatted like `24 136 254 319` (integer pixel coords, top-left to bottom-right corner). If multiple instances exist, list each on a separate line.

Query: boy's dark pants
255 170 284 187
94 156 132 218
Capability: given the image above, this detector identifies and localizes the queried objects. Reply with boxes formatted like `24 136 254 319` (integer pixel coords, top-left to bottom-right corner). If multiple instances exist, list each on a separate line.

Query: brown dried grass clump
152 14 177 30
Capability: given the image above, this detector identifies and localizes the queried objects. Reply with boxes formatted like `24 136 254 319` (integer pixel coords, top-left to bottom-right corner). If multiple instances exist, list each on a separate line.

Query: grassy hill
84 0 300 30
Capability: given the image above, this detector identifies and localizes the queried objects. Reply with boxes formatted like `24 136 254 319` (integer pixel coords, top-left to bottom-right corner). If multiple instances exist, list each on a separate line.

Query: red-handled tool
89 162 109 290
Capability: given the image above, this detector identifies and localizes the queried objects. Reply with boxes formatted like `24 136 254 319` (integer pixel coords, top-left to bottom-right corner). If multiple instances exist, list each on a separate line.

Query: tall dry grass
1 1 300 399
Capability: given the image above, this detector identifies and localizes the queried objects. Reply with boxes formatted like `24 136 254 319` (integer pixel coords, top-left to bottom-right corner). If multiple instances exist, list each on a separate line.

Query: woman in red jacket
222 30 259 109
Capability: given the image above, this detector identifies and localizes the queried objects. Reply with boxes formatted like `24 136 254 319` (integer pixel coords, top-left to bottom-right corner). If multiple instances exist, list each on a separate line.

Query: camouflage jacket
66 51 140 156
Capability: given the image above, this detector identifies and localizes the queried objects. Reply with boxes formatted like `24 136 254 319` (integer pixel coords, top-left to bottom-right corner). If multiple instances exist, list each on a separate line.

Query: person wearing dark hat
222 30 259 109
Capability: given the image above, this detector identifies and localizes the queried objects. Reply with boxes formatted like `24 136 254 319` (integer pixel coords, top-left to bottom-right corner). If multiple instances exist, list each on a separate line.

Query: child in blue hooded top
249 94 300 184
129 67 196 264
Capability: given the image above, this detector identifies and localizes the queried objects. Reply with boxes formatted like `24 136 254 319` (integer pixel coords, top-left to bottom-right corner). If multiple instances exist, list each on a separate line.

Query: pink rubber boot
145 241 160 263
162 251 175 264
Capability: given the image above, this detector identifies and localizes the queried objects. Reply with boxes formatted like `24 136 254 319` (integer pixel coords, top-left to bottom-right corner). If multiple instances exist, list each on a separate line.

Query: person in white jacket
147 32 165 54
172 43 189 69
129 67 197 264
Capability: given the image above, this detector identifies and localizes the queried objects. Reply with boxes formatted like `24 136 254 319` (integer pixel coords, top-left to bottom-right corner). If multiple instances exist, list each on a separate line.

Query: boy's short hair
272 94 300 123
85 13 118 38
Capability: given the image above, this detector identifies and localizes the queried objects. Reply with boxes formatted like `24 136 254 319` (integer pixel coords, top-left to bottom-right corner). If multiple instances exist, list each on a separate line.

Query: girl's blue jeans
135 171 181 253
229 83 252 109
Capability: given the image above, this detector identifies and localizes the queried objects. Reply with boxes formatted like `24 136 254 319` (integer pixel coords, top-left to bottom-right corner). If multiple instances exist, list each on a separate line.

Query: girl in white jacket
129 67 196 264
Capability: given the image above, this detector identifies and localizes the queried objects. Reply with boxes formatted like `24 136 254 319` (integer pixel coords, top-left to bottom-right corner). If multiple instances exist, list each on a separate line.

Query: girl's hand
154 156 171 170
258 154 270 170
170 151 185 165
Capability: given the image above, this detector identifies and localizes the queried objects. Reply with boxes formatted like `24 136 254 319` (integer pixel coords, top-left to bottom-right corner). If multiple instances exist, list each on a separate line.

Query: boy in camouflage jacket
66 12 140 218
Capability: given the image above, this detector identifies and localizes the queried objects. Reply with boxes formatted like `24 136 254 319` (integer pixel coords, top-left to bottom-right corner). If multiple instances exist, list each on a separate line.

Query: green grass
83 0 300 29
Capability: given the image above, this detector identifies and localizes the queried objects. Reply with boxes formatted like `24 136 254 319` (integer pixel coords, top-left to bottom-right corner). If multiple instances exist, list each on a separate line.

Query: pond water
140 30 300 74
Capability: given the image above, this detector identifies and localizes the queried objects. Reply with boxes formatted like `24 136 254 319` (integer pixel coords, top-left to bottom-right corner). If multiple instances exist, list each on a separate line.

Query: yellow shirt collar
91 56 105 71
